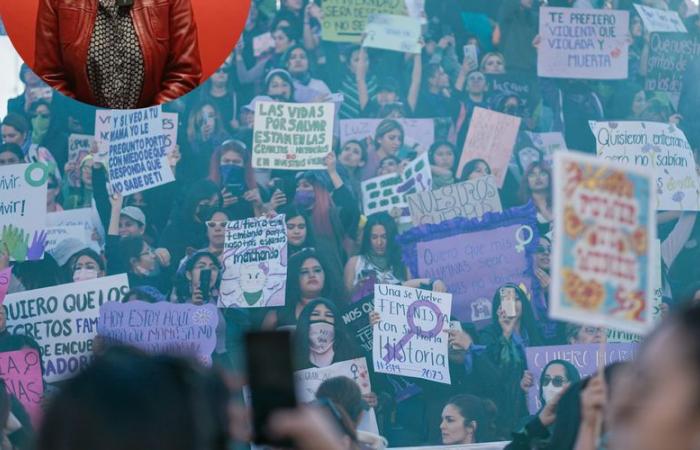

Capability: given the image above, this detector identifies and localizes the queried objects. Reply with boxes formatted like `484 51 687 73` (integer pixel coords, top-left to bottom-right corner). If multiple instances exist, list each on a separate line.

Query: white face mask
308 322 334 354
73 268 98 282
542 384 564 404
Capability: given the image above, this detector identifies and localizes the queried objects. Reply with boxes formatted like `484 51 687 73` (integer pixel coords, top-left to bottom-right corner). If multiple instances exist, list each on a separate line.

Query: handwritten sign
646 33 700 93
486 72 540 112
525 343 637 413
94 106 174 195
0 349 44 427
398 203 539 324
457 107 521 188
341 297 374 353
321 0 407 43
220 215 287 308
4 274 129 383
340 118 435 154
363 14 421 54
252 101 334 170
634 4 686 33
67 134 94 187
98 301 218 365
551 152 655 334
294 357 372 402
538 7 629 79
407 176 502 226
590 121 699 211
361 152 432 218
161 112 178 155
47 207 105 249
44 225 89 254
0 164 48 261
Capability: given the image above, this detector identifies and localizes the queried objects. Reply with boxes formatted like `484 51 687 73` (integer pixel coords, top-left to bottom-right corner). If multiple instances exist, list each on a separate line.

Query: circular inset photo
0 0 250 109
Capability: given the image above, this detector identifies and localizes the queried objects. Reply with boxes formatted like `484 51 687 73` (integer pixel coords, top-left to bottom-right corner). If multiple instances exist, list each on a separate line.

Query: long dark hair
285 249 338 308
294 298 357 369
444 394 498 443
518 161 552 207
280 204 316 252
460 158 491 182
175 251 223 303
491 283 543 346
538 359 582 405
359 212 406 281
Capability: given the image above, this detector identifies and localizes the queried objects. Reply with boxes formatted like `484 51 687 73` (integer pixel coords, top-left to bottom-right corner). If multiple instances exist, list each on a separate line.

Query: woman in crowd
176 250 222 304
338 46 378 120
0 144 23 166
62 154 94 210
480 52 506 75
27 99 67 170
440 394 496 445
519 162 552 238
207 139 263 219
281 205 316 257
66 248 106 284
185 102 231 180
337 140 367 199
283 45 331 102
428 141 456 189
460 158 492 181
361 119 404 181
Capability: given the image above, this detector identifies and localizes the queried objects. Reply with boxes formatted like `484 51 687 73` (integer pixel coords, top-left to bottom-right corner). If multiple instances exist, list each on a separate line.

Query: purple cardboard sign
525 343 638 413
98 301 219 366
398 203 540 325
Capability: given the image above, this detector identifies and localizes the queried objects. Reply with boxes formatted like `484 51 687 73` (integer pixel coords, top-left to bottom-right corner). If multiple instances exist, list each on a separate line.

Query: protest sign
486 72 540 112
646 33 700 93
340 118 435 154
47 207 104 249
525 343 637 413
67 134 94 187
0 163 48 261
457 107 521 188
372 284 452 384
220 215 287 308
0 349 43 426
590 121 699 211
634 4 686 33
398 203 540 325
538 7 629 79
363 14 421 54
253 32 275 57
252 101 334 170
44 225 89 254
341 296 374 352
407 176 502 226
295 357 372 402
98 301 218 365
161 112 178 155
551 152 655 334
0 268 10 305
94 106 174 195
361 152 432 218
321 0 407 43
4 274 130 383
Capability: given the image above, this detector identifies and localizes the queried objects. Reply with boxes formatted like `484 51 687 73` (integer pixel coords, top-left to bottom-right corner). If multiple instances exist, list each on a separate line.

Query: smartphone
449 320 462 331
463 44 477 67
245 331 298 446
199 269 211 303
500 287 517 317
226 183 245 197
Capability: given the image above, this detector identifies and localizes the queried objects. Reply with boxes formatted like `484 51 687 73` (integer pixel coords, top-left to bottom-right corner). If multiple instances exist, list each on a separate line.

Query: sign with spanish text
645 33 700 94
321 0 407 43
67 134 94 187
363 14 422 54
0 349 44 427
634 4 686 33
294 357 372 402
340 118 435 154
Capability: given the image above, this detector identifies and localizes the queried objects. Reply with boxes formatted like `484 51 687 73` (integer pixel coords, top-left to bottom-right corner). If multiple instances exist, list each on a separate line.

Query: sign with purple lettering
525 343 637 413
98 301 218 366
0 349 44 427
3 274 130 383
398 203 540 325
538 7 629 79
372 284 452 384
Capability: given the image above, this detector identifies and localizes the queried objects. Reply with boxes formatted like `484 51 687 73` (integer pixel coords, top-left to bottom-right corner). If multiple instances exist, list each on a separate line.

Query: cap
120 206 146 226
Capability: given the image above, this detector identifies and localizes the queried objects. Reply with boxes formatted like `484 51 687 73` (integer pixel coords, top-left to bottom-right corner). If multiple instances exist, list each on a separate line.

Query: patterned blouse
87 0 145 109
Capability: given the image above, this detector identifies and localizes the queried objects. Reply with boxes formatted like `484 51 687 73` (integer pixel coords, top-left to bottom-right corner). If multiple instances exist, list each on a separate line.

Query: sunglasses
206 221 227 228
542 375 568 387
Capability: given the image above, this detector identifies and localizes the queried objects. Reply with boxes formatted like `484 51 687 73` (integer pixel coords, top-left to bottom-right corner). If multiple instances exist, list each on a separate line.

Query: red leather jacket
34 0 202 107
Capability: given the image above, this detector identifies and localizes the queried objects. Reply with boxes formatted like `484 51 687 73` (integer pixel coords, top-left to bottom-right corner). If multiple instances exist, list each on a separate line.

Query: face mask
73 268 98 282
31 116 50 143
308 321 334 354
220 164 245 185
294 190 315 209
542 384 564 404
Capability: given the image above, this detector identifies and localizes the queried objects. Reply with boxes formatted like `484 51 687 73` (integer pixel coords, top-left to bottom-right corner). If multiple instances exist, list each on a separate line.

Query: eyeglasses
206 221 227 228
542 375 568 387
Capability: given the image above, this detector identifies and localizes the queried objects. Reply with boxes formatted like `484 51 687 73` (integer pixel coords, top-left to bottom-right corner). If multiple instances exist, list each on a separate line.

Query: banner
407 176 502 226
294 357 372 402
341 296 374 352
551 152 655 334
645 33 700 93
372 284 452 384
67 134 94 187
0 349 43 427
457 107 521 188
252 101 334 170
398 203 540 325
0 163 48 261
220 215 287 308
4 274 130 383
538 7 629 79
361 152 432 218
525 343 637 413
634 4 686 33
98 301 218 365
340 118 435 154
321 0 407 43
94 106 174 195
590 121 699 211
363 14 421 54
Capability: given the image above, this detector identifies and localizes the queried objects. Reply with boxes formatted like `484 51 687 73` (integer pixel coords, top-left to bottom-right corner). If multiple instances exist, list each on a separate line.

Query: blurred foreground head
37 347 230 450
610 303 700 450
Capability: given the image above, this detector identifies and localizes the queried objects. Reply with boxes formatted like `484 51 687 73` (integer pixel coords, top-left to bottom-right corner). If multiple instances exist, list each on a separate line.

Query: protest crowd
2 0 700 448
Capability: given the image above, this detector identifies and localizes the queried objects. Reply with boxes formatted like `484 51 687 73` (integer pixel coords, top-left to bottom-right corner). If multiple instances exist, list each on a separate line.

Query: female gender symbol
515 225 534 253
383 300 444 363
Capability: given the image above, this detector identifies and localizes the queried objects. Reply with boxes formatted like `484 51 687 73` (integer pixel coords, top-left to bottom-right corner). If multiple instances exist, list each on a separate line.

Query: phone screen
245 331 298 446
